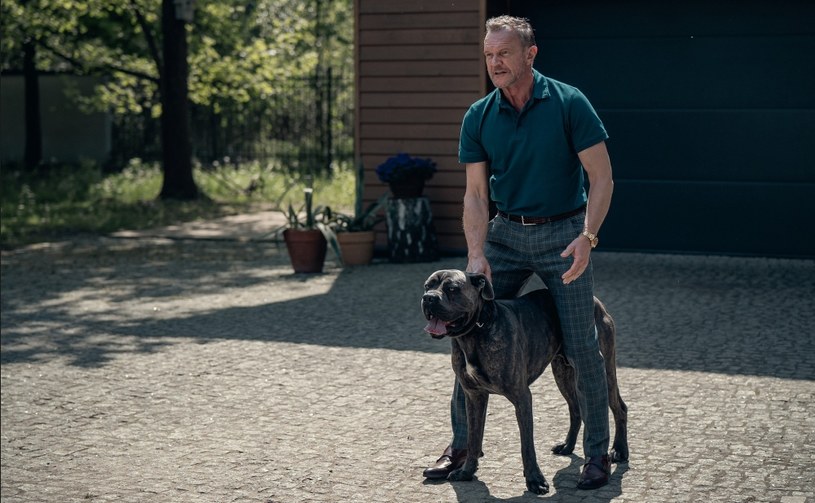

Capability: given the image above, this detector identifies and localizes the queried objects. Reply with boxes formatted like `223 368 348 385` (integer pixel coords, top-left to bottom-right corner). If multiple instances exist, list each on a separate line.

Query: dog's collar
475 300 495 330
449 301 495 338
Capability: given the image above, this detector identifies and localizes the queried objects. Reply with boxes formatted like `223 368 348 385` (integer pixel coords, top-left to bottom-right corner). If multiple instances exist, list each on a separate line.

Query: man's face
483 30 537 90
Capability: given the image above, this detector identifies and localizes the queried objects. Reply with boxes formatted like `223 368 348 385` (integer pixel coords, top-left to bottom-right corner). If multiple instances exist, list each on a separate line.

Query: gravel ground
1 233 814 502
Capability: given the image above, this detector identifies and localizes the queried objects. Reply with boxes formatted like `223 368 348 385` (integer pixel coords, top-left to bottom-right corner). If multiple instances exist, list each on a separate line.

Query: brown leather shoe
422 445 467 479
577 454 610 490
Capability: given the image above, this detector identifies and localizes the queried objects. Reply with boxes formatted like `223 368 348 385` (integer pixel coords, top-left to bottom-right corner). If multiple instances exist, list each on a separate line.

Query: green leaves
2 0 352 115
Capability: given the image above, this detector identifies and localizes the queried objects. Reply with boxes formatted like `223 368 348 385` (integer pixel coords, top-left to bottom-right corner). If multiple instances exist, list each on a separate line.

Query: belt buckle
521 215 537 226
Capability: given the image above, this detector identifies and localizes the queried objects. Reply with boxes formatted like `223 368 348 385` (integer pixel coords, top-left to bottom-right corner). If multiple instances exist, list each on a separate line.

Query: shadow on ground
2 238 814 380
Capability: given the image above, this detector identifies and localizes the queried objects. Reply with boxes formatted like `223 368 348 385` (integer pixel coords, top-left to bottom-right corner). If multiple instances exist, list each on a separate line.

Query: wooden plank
359 12 480 30
360 60 480 77
359 123 461 140
437 234 467 253
361 139 460 156
360 108 469 124
360 44 479 62
361 92 477 108
359 28 481 46
359 76 481 93
360 0 478 14
361 154 461 171
423 186 466 203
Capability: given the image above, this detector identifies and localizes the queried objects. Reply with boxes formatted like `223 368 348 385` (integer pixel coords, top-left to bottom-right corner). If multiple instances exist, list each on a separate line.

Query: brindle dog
422 269 628 494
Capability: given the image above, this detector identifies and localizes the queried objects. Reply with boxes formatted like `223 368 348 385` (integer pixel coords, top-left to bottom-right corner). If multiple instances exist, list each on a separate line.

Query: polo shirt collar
496 69 550 110
532 69 550 100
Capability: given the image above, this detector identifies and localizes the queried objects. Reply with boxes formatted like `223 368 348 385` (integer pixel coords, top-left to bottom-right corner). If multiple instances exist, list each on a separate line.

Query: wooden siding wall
356 0 484 253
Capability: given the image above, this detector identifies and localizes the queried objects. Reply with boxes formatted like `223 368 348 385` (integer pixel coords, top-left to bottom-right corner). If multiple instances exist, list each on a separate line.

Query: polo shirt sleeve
459 105 487 164
568 89 609 153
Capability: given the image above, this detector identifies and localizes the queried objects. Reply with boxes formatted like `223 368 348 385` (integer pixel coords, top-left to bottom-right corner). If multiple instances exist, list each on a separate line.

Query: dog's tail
594 296 628 416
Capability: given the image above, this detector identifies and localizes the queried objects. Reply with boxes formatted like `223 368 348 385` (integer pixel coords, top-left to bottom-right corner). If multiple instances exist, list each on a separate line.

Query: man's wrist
581 229 599 249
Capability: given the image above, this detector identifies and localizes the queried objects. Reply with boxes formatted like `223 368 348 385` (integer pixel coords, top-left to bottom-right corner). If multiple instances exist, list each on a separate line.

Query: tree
22 35 42 170
158 0 196 199
1 0 353 193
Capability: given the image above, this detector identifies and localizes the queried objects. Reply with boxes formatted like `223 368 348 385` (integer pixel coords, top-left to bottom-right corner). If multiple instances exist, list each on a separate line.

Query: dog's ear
468 272 495 301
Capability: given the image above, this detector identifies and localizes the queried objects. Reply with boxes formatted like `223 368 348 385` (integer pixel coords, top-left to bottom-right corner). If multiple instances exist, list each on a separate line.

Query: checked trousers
449 211 610 457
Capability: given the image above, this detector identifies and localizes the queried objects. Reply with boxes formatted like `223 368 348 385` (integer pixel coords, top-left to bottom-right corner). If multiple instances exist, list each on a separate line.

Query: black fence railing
108 68 354 175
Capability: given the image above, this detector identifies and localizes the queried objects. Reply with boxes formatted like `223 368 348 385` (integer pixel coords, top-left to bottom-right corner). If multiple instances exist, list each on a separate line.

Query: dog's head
421 269 495 339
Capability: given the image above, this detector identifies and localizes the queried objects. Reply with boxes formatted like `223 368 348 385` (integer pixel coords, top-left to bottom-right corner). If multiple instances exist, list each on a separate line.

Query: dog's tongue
424 318 448 336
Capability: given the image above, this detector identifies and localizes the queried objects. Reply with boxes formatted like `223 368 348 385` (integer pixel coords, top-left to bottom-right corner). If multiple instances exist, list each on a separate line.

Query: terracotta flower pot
283 229 327 273
337 231 376 266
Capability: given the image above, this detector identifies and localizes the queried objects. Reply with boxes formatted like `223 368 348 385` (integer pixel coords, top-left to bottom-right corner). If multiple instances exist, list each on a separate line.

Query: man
422 15 615 490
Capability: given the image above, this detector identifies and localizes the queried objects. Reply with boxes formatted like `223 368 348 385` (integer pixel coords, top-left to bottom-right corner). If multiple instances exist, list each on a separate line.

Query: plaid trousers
450 212 610 457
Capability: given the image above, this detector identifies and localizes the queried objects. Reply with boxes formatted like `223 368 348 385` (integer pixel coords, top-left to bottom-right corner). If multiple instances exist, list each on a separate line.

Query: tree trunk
158 0 198 200
22 38 42 170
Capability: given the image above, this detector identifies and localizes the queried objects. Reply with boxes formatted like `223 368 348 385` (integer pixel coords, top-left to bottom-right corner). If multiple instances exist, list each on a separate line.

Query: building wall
508 0 815 257
355 0 485 252
0 75 111 164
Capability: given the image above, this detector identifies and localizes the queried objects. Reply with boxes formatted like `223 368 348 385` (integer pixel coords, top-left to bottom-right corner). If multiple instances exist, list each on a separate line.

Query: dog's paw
447 468 474 482
611 448 629 463
551 442 575 456
525 473 549 495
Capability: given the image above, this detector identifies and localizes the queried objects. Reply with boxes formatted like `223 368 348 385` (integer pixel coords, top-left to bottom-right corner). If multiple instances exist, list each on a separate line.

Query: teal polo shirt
459 69 608 217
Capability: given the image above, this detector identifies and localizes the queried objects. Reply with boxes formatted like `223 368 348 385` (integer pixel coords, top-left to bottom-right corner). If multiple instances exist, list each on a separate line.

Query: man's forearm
463 193 490 260
585 175 613 235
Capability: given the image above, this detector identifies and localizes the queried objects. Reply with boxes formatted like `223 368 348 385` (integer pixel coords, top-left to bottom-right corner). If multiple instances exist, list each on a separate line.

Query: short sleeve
458 106 488 164
568 89 609 153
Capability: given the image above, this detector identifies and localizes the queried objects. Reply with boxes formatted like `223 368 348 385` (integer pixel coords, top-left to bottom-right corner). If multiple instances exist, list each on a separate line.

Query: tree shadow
2 238 814 380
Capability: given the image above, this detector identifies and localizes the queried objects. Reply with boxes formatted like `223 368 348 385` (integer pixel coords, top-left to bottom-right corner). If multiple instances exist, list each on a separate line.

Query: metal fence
108 68 354 175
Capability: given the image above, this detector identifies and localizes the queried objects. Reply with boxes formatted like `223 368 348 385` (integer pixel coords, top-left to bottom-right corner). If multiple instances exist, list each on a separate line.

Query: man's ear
467 272 495 301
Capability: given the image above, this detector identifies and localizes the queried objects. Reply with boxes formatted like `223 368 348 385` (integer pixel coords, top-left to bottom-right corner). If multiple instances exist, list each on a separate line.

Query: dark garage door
505 1 815 257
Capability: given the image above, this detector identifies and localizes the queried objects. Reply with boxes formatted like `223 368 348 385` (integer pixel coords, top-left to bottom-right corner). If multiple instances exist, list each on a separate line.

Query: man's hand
560 235 592 284
466 254 492 283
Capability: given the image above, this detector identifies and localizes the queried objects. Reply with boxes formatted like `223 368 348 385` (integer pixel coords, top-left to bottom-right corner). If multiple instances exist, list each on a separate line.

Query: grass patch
0 160 356 249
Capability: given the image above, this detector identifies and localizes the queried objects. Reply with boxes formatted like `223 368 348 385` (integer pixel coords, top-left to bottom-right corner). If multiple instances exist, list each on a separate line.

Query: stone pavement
1 213 814 503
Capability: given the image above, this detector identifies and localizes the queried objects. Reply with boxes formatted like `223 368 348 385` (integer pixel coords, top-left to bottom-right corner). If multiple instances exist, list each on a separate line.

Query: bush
0 159 355 249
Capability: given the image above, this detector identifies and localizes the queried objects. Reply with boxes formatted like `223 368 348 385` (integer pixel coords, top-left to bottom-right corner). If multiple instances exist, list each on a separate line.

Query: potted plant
276 185 340 273
375 153 437 199
332 195 387 266
331 163 387 266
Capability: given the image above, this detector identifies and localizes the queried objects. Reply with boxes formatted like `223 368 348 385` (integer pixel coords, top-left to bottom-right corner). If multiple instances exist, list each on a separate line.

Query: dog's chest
452 344 501 392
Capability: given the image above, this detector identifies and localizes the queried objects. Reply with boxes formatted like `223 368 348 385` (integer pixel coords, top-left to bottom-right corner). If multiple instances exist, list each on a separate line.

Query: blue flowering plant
375 153 437 184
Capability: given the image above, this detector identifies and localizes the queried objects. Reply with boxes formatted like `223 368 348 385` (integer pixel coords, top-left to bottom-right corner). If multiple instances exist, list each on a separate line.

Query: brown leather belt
497 205 586 226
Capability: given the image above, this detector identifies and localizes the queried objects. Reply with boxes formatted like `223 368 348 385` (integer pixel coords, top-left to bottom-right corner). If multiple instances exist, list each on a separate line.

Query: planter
337 231 376 266
386 197 439 263
389 178 425 199
283 229 327 273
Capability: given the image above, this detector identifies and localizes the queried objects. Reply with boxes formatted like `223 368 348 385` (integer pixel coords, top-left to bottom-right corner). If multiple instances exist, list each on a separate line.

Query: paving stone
1 234 814 502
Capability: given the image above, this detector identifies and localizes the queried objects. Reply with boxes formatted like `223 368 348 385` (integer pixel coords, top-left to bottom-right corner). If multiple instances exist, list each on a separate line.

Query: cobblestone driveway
2 236 813 502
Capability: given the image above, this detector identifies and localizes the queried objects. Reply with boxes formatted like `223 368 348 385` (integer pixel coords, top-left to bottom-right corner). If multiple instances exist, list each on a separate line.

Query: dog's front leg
513 388 549 494
448 391 488 481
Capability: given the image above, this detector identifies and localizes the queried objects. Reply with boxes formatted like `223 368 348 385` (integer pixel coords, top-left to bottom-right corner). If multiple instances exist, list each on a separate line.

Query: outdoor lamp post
173 0 195 23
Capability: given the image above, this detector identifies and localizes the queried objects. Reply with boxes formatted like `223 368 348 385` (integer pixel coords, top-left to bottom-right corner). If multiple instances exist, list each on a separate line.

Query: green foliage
0 160 355 249
330 163 387 232
1 0 354 116
330 195 387 233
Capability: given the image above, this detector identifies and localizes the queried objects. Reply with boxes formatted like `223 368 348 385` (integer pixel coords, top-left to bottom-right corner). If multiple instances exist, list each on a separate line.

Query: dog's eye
445 285 459 294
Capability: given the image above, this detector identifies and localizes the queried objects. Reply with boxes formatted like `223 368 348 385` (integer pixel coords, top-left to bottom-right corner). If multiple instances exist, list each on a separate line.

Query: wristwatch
581 229 599 249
